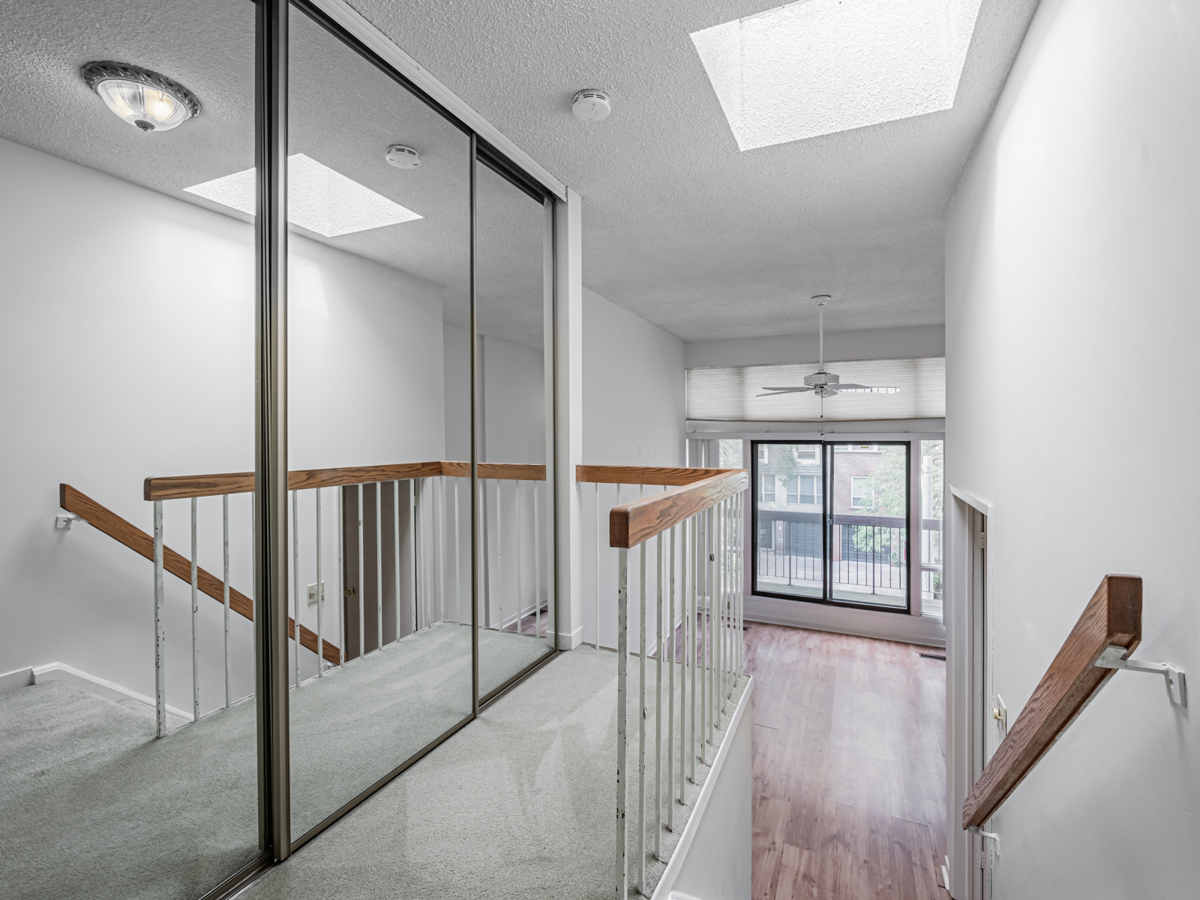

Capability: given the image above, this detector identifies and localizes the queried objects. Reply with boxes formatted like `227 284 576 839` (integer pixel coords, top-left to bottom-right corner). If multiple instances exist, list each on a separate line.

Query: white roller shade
686 357 945 422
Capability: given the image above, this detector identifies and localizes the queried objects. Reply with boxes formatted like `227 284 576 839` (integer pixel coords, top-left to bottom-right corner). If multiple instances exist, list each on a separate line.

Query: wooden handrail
575 465 730 486
144 460 546 501
962 574 1142 828
60 484 341 665
605 469 749 549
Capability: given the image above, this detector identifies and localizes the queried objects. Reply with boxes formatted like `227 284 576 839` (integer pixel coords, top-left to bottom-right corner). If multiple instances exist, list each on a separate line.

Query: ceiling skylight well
690 0 983 151
184 153 421 237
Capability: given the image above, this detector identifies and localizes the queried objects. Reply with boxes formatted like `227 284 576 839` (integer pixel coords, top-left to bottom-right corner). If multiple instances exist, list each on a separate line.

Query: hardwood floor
745 623 949 900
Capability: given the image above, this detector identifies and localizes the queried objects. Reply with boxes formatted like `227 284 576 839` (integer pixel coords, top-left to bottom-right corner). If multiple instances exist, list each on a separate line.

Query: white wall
654 679 753 900
0 137 447 706
684 323 944 369
580 287 686 648
944 0 1200 896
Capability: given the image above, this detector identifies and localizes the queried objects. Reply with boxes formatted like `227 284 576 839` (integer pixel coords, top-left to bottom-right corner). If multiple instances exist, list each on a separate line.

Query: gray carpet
240 648 749 900
0 624 551 900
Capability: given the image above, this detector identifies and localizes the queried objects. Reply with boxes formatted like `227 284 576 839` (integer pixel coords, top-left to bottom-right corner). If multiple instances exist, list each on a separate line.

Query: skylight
184 153 421 237
690 0 983 151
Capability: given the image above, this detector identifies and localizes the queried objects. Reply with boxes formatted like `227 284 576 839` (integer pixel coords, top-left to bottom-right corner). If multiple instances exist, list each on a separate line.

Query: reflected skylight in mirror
185 153 421 236
691 0 983 151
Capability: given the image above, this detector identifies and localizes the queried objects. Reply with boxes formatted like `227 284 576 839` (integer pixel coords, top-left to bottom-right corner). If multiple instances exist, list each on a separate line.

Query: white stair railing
577 465 747 898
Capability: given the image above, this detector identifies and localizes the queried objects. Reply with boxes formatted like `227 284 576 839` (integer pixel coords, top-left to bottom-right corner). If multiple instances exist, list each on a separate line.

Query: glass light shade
95 80 190 131
82 62 201 133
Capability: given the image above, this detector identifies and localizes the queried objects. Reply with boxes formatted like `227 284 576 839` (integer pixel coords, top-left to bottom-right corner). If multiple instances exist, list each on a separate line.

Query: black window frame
750 439 912 614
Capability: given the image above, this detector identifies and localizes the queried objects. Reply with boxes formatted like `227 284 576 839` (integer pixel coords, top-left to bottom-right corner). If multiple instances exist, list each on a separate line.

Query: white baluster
376 482 383 651
655 530 663 859
192 497 200 720
357 484 365 659
293 490 300 687
337 488 345 666
154 500 166 737
616 546 629 900
594 482 600 649
316 488 323 676
454 478 462 626
516 480 523 634
638 540 647 894
223 494 230 707
393 480 400 644
668 523 677 827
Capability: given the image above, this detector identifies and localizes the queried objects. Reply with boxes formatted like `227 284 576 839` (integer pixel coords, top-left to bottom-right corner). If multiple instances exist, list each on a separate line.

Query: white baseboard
745 594 946 647
0 666 34 695
557 623 584 650
0 661 193 722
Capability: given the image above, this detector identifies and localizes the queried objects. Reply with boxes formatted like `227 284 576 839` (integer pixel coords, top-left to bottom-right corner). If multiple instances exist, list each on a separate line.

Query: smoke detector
572 89 611 122
385 144 420 169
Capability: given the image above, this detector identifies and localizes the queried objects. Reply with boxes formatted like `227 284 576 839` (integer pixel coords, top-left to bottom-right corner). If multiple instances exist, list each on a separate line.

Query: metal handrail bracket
1094 645 1187 707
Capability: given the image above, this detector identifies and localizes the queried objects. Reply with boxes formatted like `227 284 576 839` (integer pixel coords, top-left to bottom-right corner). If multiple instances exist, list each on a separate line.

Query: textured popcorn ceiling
0 0 546 348
348 0 1039 341
691 0 983 151
0 0 1038 343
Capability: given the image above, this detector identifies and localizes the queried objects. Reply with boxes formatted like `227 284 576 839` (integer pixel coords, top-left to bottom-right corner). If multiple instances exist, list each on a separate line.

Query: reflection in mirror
0 1 261 897
285 7 473 840
474 159 556 698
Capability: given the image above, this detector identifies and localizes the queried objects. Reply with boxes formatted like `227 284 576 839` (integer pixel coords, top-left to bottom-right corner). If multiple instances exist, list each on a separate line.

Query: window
752 439 911 612
758 445 769 463
719 438 744 468
850 476 872 509
799 474 818 505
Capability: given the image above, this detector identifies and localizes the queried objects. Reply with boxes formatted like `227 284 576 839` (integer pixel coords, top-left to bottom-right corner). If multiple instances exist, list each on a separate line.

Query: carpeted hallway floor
0 623 551 900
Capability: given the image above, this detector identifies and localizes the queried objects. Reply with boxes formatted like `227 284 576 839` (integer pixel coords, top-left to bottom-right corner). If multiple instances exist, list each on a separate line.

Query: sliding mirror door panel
474 157 556 698
286 5 473 841
0 1 263 897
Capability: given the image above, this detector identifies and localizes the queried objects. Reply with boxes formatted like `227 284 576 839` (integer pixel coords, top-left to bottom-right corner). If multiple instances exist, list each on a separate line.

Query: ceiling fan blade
836 385 901 394
757 386 814 397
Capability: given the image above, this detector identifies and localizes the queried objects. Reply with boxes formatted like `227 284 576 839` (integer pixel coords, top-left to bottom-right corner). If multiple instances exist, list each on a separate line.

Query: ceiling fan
758 295 900 401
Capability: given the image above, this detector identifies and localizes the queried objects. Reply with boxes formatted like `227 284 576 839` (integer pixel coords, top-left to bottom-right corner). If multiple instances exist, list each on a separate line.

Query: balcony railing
755 512 943 611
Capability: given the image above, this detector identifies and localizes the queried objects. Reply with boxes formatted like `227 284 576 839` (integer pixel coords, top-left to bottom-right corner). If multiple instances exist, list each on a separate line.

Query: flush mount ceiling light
184 153 422 237
690 0 982 151
81 61 201 132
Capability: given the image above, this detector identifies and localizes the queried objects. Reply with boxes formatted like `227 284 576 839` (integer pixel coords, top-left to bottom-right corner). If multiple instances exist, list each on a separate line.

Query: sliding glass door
752 441 910 611
753 442 825 600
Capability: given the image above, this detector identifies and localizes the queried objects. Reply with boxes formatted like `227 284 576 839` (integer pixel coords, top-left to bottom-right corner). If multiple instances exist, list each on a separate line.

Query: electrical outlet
307 582 325 605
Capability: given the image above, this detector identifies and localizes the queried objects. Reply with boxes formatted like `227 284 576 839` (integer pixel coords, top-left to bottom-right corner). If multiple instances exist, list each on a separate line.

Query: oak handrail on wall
145 460 546 501
962 574 1142 829
59 483 342 665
